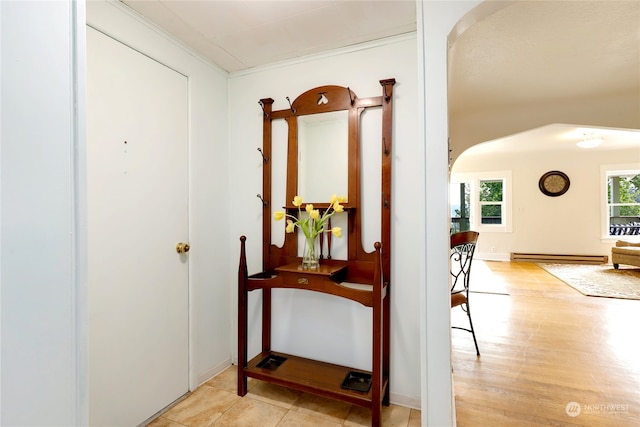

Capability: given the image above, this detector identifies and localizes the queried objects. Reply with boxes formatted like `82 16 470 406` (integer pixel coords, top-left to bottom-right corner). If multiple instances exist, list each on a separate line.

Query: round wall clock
539 171 570 197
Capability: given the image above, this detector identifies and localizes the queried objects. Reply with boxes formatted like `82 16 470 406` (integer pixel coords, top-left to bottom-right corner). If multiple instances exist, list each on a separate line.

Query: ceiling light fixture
577 134 603 148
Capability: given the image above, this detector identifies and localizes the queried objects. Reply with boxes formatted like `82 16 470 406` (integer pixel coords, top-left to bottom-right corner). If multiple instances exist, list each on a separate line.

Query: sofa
611 240 640 269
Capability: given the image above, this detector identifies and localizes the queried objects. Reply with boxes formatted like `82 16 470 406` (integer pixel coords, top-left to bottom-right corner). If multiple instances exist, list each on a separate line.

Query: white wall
1 1 86 424
419 1 483 425
86 1 232 387
228 35 421 407
453 146 640 260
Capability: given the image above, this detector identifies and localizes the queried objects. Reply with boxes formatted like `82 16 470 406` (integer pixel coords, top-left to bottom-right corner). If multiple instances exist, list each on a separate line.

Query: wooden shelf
275 261 347 276
246 261 384 306
245 351 388 408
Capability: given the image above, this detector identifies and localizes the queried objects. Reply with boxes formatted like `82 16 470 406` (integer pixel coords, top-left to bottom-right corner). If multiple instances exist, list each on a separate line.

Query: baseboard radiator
510 252 608 264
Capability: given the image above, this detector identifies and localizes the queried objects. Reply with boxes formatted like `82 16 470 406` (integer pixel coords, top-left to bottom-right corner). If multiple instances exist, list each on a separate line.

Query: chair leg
465 303 480 356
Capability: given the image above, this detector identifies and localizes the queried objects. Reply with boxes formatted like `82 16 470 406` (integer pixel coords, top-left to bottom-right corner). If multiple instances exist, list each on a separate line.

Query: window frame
450 171 513 233
479 178 505 226
601 163 640 240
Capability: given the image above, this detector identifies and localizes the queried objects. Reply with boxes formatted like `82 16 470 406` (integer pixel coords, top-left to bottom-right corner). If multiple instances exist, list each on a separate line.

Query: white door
87 27 189 426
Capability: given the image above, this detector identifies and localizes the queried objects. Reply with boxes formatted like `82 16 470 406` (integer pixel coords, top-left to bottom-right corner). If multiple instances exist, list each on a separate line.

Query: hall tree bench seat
237 81 395 427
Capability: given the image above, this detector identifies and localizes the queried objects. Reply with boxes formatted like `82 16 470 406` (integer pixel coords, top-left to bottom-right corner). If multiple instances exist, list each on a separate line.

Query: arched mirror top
291 85 357 116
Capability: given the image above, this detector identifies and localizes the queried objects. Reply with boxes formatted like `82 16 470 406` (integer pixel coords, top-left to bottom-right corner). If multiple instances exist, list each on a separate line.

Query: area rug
536 263 640 300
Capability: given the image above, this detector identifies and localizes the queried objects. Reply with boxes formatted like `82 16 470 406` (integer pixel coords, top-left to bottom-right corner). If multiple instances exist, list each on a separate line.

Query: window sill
601 236 640 244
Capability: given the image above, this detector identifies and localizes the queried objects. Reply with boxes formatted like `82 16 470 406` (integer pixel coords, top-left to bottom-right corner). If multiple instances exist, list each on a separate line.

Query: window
603 166 640 237
450 181 471 233
450 171 512 233
479 180 504 225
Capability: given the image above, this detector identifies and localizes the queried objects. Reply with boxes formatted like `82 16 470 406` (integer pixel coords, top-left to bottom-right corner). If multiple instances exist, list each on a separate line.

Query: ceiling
447 0 640 115
118 0 416 73
464 124 640 155
446 0 640 155
119 0 640 154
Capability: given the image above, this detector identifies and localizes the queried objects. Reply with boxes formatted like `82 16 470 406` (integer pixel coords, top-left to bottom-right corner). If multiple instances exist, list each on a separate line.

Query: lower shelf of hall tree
244 351 388 408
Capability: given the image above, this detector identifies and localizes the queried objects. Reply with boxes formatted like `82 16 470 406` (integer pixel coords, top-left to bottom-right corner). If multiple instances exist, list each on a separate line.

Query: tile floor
149 365 421 426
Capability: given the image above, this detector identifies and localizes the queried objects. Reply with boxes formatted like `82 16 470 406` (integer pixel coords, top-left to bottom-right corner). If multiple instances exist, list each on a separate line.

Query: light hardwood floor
452 261 640 426
151 261 638 426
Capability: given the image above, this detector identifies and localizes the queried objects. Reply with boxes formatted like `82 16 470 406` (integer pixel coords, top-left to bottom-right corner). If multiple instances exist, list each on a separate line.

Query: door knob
176 242 190 254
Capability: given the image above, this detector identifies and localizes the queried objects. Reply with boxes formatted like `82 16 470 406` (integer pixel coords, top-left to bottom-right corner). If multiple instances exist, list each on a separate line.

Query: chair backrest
450 231 479 293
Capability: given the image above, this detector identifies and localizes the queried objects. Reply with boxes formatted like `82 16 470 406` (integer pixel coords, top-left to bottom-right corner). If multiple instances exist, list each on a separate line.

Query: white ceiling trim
228 31 416 77
92 0 229 75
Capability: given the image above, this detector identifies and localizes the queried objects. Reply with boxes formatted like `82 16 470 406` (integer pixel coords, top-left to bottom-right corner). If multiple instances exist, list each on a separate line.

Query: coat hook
257 147 268 163
383 137 390 155
347 87 355 106
258 100 268 118
257 194 268 207
383 85 390 102
286 96 296 114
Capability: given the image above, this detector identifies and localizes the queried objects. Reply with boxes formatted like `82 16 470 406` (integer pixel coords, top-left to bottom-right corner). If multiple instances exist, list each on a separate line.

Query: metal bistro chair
450 231 480 356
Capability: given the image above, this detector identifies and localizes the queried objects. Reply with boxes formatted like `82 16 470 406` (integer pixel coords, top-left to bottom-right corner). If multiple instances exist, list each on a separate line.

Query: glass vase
302 235 319 270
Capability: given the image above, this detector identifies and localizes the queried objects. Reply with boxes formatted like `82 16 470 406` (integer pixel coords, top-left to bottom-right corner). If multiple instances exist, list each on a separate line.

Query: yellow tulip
278 195 346 238
285 220 295 233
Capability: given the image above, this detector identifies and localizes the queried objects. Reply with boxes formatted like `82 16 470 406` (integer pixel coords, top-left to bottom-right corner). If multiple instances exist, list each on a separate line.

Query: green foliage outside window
608 174 640 217
479 180 503 202
480 180 503 221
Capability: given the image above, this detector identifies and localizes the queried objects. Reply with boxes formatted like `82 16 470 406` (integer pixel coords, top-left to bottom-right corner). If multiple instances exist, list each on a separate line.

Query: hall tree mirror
296 108 351 259
239 79 395 427
268 88 385 258
298 110 349 202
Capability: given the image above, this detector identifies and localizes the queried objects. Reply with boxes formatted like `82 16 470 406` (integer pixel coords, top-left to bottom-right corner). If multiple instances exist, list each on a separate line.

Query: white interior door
87 27 189 426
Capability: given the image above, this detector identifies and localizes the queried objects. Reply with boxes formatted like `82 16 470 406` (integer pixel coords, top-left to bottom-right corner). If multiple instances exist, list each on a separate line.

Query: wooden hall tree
238 79 395 426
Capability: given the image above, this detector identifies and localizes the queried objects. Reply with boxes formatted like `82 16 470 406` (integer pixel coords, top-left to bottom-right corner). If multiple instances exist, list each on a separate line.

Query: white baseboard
196 358 232 388
389 392 421 411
